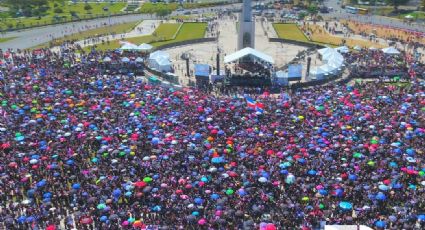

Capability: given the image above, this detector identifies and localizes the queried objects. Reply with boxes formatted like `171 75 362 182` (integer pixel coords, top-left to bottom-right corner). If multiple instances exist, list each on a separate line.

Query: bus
345 6 358 14
357 8 369 15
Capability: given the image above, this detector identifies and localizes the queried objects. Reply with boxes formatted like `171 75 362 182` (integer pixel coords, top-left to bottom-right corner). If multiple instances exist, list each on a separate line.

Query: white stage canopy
382 47 400 55
224 47 274 64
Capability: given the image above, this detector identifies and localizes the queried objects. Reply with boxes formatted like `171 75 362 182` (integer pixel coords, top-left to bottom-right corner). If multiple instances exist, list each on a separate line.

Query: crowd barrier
154 37 217 51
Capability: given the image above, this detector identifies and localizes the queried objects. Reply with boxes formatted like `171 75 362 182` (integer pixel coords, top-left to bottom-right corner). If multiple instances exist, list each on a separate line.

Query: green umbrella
225 188 234 195
301 196 309 202
65 90 73 95
315 105 325 111
119 151 126 157
97 203 106 210
367 161 375 167
319 203 325 209
353 152 362 158
143 177 153 183
15 132 22 137
419 171 425 177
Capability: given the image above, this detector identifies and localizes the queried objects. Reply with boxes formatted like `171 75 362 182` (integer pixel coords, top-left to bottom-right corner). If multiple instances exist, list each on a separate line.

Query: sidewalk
75 20 160 48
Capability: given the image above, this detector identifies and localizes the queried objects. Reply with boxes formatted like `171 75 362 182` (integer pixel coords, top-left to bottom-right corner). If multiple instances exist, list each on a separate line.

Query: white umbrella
258 177 268 183
138 43 153 51
103 57 112 62
405 14 414 19
369 46 377 50
135 57 144 63
22 199 31 205
121 57 130 63
120 43 138 51
382 47 400 55
30 159 38 164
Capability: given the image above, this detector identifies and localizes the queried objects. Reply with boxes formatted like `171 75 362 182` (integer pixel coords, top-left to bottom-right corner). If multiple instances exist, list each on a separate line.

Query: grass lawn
151 22 207 47
33 21 140 49
273 23 310 42
398 11 425 20
0 36 16 43
0 2 126 30
87 22 206 51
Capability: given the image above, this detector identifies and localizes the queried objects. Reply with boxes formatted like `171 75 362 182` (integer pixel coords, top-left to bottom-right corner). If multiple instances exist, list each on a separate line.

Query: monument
238 0 255 50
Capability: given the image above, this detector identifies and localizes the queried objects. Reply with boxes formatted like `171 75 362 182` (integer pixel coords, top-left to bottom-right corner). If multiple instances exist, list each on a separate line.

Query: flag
245 96 257 109
245 96 265 114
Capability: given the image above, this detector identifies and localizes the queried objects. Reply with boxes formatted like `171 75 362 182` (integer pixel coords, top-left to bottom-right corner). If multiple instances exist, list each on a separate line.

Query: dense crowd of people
0 45 425 230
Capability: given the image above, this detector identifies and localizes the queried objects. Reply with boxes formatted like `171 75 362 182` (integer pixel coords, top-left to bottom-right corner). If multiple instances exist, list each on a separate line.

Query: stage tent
335 46 350 53
382 47 400 55
148 51 172 72
224 47 274 64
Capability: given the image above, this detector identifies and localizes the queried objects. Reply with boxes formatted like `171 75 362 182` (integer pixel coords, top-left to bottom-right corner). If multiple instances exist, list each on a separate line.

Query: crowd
343 49 408 78
0 46 425 230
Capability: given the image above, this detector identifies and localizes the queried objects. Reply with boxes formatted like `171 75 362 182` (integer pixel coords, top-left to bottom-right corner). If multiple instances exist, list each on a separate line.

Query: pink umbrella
198 218 207 225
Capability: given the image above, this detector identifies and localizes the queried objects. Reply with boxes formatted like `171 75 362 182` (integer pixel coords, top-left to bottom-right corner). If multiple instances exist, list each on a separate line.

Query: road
322 0 425 33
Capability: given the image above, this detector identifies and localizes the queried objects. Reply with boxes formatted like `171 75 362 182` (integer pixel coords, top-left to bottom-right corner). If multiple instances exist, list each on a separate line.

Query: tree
156 8 172 18
84 4 93 13
422 0 425 10
385 0 409 11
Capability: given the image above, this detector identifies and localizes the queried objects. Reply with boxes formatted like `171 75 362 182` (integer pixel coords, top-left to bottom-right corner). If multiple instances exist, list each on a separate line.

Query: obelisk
238 0 255 50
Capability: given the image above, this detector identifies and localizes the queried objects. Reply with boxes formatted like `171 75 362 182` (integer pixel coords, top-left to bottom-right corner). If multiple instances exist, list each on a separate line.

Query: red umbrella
80 216 93 225
46 225 56 230
134 181 147 188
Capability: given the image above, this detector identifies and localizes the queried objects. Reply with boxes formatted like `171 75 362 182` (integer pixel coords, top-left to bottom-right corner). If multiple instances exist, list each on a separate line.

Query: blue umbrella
418 214 425 221
112 189 121 198
211 157 224 164
66 159 74 165
17 216 26 224
318 189 328 196
26 216 35 223
375 220 386 228
72 183 81 190
378 184 389 191
194 198 203 204
152 205 161 212
348 174 357 181
211 194 220 200
100 216 108 222
339 201 353 210
36 180 46 188
27 189 35 197
376 192 386 201
192 211 200 216
43 192 52 199
392 183 403 189
308 170 317 176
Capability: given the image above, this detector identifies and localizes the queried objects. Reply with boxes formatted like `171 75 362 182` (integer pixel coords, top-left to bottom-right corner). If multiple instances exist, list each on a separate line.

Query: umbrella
80 216 93 225
418 214 425 221
258 177 268 183
138 43 153 51
375 192 386 201
375 220 386 228
121 57 130 63
103 57 112 62
339 201 353 210
97 203 106 210
378 184 389 191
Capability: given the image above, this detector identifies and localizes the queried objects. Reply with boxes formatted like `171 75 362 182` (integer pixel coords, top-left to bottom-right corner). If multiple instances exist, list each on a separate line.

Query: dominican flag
246 96 257 109
245 96 265 114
